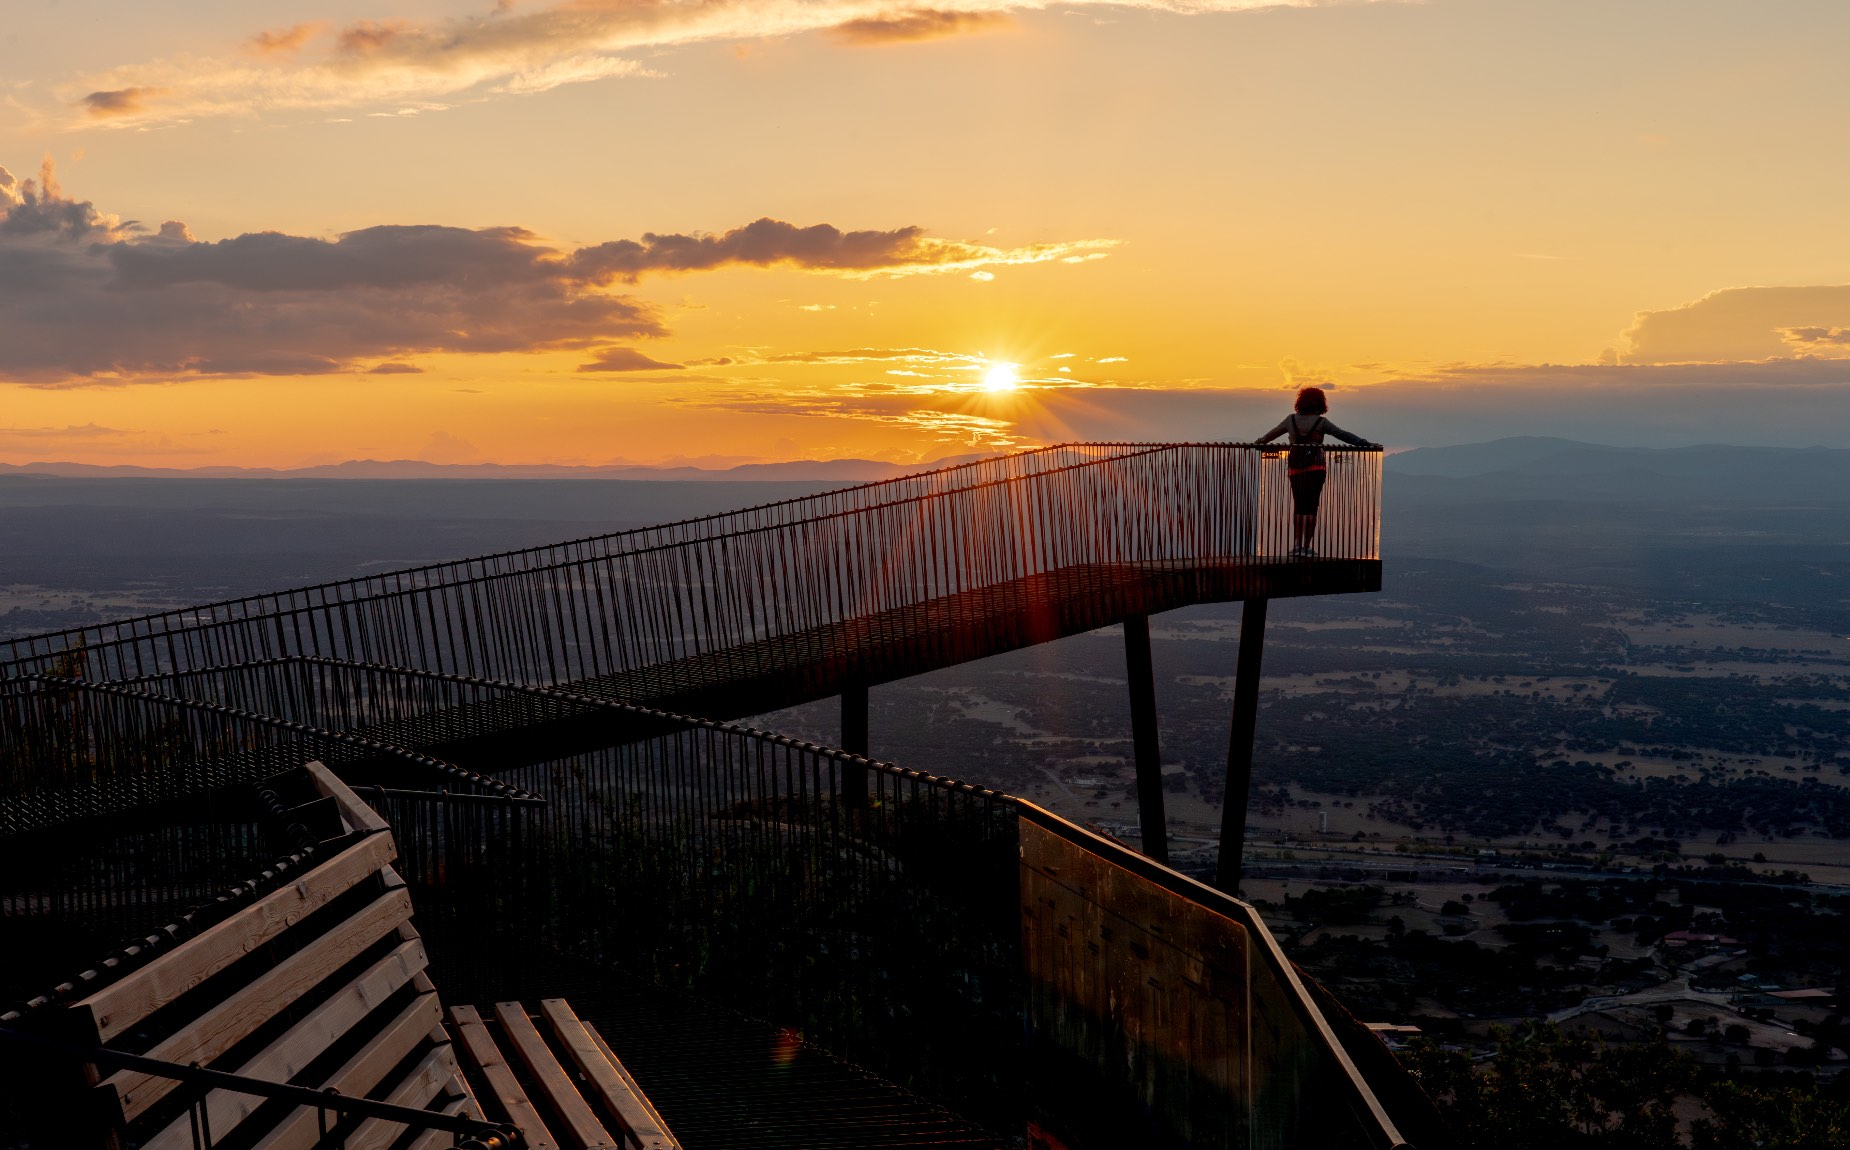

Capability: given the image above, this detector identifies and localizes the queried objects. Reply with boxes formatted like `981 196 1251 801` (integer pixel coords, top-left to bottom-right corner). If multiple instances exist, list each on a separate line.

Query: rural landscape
6 438 1849 1109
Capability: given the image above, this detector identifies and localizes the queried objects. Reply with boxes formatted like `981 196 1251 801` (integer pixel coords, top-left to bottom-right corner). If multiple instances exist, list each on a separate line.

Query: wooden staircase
447 999 677 1150
3 760 679 1150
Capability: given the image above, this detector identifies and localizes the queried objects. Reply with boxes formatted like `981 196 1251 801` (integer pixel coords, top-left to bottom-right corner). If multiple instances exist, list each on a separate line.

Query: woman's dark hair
1294 386 1328 415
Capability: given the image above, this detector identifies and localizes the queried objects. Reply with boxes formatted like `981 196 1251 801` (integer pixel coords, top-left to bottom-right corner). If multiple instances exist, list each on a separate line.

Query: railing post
1216 597 1267 894
841 683 869 809
1122 614 1168 863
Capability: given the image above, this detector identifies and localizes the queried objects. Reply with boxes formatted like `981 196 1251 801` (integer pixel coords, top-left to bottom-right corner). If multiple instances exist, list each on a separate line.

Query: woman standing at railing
1255 386 1376 558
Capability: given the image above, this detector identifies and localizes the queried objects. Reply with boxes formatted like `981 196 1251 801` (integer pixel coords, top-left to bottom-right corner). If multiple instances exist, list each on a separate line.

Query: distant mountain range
8 438 1849 500
0 455 991 483
1386 437 1850 504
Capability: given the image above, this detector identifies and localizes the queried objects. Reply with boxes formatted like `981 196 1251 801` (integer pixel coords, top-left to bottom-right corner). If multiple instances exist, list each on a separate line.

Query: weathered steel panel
1021 819 1251 1149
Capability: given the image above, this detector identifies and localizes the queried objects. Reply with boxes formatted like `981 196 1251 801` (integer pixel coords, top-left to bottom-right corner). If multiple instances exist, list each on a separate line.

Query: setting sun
982 364 1020 393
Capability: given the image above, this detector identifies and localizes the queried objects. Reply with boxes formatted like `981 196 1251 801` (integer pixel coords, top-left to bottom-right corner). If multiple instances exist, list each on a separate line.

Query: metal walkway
0 444 1380 772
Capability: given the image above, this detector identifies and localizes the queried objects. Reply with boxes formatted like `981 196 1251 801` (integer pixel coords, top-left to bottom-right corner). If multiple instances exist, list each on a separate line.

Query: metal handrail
0 442 1383 687
0 672 545 837
0 1024 523 1148
5 674 542 803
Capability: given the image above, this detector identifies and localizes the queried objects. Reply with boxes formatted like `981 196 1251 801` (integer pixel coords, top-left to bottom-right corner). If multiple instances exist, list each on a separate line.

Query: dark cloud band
0 166 1104 384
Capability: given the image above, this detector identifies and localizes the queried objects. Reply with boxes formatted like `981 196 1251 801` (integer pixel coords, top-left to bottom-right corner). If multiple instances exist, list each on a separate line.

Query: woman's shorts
1288 468 1326 515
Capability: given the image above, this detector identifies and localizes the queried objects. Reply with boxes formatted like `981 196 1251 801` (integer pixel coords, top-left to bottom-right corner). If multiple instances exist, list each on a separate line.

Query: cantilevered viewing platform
0 443 1443 1149
0 443 1380 878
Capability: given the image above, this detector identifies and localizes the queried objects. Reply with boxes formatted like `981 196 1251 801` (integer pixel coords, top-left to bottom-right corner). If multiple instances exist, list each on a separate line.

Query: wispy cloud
1279 356 1338 390
1781 326 1850 352
577 347 686 372
0 422 130 440
830 9 1013 45
247 23 326 56
765 347 984 366
80 87 164 118
569 219 1116 281
689 387 1031 450
59 0 1384 125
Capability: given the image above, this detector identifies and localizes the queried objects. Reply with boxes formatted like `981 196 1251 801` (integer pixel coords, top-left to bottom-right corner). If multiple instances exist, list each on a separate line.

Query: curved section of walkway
1 443 1379 773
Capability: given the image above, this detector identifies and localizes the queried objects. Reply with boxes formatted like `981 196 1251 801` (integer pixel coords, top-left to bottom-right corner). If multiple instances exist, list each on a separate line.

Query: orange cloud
688 388 1030 451
831 9 1013 44
1782 326 1850 353
766 347 980 366
570 220 1115 282
336 19 411 56
59 0 1364 124
577 347 687 372
247 23 325 55
1622 285 1850 364
80 87 163 118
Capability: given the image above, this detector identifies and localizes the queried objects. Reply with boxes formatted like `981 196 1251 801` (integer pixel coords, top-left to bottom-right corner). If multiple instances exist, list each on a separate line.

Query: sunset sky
5 0 1850 468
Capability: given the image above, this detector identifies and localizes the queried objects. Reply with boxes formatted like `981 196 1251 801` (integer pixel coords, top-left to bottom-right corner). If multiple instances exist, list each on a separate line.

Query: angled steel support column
1216 598 1268 893
841 682 870 809
1123 614 1169 863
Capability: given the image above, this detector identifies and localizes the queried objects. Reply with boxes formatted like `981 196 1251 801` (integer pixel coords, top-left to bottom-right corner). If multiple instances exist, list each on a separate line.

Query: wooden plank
494 1001 618 1150
416 980 479 1116
343 1044 457 1150
302 760 391 836
108 886 415 1119
401 1092 475 1150
543 1002 679 1150
582 1021 682 1150
141 989 441 1150
78 830 398 1043
448 1004 556 1150
132 937 427 1146
247 990 444 1150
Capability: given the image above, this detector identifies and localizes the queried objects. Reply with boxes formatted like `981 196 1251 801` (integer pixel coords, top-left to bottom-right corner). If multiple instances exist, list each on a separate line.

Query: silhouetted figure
1255 387 1374 557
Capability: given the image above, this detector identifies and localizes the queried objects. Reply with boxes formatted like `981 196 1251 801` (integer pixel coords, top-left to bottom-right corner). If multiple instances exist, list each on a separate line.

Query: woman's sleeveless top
1286 414 1327 474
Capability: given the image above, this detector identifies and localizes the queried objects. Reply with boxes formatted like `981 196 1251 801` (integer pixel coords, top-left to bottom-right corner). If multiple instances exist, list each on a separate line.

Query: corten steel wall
0 444 1381 693
1018 815 1404 1150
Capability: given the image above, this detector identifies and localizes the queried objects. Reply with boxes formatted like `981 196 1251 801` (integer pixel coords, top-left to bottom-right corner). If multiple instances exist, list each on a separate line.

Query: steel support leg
841 682 869 809
1123 614 1169 863
1216 598 1268 893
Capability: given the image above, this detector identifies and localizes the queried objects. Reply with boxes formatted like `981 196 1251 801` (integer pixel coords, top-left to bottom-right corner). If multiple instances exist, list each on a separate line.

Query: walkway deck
392 555 1378 767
